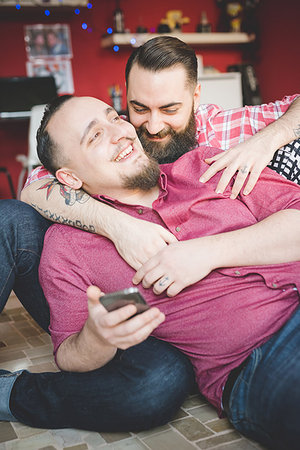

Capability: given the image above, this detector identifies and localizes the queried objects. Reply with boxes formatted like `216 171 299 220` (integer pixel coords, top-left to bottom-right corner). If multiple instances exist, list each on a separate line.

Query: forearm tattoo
31 203 96 233
38 179 90 205
294 125 300 139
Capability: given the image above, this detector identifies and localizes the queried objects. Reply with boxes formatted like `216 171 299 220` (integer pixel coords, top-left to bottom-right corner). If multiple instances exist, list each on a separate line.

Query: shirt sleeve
237 166 300 221
24 166 55 188
197 95 300 150
39 225 92 355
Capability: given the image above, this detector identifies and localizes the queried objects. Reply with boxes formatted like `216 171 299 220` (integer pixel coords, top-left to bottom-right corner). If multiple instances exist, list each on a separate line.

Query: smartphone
99 287 149 314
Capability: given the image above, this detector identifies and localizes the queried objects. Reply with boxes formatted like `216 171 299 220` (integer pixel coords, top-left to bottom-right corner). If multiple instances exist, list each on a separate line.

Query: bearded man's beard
136 110 197 164
122 157 160 191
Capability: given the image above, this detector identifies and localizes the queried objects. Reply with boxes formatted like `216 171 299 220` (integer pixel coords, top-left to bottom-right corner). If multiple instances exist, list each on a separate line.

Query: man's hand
133 239 216 297
111 216 177 270
199 137 275 199
86 286 165 350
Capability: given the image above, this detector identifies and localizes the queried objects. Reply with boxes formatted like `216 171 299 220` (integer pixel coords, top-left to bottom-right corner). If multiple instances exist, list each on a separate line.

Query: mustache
139 125 175 139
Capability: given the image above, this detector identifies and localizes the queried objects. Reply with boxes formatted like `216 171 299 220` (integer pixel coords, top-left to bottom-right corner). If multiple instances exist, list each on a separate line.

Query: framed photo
26 59 74 94
24 24 72 59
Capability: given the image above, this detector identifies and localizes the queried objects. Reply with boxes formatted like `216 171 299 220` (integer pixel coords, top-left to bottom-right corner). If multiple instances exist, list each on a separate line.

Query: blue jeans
0 199 51 331
0 199 195 430
226 306 300 450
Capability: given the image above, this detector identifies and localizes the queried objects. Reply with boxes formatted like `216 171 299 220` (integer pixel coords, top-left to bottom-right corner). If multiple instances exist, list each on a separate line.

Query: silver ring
240 165 249 174
158 276 169 287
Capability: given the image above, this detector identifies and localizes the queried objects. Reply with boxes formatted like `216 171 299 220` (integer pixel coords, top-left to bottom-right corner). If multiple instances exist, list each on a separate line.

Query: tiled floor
0 293 267 450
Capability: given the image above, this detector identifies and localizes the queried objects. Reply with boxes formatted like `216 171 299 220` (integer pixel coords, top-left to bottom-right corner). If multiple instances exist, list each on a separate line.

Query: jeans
0 199 195 431
0 199 51 331
226 306 300 450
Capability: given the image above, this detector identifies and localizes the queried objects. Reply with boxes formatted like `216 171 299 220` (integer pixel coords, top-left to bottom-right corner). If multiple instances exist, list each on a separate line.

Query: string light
13 2 94 33
113 45 119 52
107 27 113 34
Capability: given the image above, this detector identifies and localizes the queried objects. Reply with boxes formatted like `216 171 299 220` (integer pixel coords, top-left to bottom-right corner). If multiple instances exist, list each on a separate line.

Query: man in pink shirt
37 94 300 449
1 36 299 433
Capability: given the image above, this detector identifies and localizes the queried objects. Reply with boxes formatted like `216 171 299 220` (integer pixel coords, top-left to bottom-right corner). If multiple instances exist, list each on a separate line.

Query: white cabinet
199 72 243 109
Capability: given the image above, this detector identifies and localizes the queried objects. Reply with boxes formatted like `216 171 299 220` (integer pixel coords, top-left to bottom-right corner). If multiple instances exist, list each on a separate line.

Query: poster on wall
26 60 74 94
24 24 73 59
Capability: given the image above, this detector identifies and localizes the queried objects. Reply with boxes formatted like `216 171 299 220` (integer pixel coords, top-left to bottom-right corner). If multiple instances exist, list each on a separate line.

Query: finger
204 151 226 164
87 286 108 316
141 267 167 289
161 229 178 244
87 285 103 304
230 170 250 199
166 281 183 297
112 307 163 337
215 165 240 194
200 157 230 183
117 312 165 349
102 303 139 327
152 276 173 295
243 170 262 195
132 258 158 285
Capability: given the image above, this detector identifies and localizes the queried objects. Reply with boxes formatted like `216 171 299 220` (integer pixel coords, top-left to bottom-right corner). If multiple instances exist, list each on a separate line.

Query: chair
16 104 46 198
0 167 16 198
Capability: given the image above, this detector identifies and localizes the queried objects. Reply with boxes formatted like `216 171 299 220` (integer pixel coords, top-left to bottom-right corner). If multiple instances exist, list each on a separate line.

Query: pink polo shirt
39 146 300 414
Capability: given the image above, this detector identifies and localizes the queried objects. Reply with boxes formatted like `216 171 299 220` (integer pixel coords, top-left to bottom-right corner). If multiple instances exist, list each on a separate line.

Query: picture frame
24 24 73 59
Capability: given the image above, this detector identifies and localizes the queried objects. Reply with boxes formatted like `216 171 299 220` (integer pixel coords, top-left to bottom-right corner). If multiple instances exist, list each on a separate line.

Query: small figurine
226 2 243 32
216 0 260 34
159 10 190 32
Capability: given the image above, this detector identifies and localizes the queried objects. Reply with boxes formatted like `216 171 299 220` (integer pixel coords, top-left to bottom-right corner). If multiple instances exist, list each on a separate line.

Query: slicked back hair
125 36 198 91
37 94 74 175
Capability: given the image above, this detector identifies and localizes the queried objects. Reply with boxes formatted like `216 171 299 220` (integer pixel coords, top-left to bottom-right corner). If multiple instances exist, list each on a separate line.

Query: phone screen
99 287 149 314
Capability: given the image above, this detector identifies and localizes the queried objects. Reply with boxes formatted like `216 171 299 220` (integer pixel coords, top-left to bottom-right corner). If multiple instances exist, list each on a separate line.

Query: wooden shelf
101 32 255 49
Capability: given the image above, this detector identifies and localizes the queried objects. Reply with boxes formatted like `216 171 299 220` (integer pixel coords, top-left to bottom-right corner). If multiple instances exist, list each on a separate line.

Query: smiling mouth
114 145 134 162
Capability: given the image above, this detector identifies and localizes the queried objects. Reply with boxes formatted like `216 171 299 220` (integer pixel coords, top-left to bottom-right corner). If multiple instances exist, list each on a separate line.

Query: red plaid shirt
25 94 299 187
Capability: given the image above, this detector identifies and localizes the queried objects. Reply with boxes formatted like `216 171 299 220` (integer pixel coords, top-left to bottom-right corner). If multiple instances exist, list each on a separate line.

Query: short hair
37 94 73 176
125 36 198 90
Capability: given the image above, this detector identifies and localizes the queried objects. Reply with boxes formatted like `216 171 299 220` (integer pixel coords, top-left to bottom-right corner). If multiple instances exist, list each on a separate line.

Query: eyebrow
129 100 182 110
80 108 116 145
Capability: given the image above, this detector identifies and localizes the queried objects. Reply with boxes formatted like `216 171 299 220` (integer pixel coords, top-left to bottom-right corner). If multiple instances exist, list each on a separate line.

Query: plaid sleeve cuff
24 166 55 188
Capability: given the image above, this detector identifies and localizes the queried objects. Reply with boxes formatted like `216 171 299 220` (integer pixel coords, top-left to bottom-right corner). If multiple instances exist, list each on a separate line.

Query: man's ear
56 168 83 190
193 83 201 111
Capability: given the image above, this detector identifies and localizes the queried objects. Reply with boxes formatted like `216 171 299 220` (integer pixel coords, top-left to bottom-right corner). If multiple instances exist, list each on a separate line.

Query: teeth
115 145 133 162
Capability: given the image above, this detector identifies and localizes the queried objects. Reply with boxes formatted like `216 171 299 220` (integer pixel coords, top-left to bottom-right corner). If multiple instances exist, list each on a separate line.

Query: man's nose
145 112 164 136
110 123 127 143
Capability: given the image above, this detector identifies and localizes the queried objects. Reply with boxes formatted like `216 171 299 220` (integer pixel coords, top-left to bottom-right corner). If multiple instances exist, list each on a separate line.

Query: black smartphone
99 287 149 314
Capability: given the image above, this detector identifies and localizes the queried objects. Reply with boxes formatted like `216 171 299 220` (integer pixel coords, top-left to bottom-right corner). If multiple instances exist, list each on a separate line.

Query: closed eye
162 108 179 114
89 131 102 143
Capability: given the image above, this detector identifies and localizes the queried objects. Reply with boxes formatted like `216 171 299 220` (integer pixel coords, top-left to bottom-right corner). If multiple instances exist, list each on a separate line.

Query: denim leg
0 199 51 331
227 306 300 450
10 337 196 431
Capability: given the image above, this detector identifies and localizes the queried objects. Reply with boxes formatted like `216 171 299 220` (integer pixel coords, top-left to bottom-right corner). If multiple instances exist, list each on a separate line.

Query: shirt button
137 208 143 215
175 226 181 232
272 283 278 288
234 270 241 275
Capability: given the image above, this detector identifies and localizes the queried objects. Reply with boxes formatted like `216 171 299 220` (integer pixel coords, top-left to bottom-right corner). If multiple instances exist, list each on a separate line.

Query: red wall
255 0 300 102
0 0 299 198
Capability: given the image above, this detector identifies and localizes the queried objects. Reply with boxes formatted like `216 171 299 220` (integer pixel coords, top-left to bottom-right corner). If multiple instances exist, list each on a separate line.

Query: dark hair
37 94 73 176
125 36 197 90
